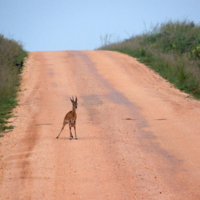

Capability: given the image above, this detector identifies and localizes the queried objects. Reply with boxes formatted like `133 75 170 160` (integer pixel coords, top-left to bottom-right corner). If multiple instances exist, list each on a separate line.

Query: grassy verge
98 20 200 99
0 34 27 136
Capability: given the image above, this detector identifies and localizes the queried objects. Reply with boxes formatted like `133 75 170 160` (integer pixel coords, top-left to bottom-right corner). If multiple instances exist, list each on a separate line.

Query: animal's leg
69 124 73 140
56 124 66 139
74 126 77 140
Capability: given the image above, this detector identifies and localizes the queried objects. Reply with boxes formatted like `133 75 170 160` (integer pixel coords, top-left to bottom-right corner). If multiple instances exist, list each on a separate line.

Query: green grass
0 34 27 135
98 19 200 99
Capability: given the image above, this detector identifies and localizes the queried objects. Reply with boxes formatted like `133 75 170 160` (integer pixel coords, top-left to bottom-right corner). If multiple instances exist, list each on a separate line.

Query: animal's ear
75 97 77 102
70 97 73 102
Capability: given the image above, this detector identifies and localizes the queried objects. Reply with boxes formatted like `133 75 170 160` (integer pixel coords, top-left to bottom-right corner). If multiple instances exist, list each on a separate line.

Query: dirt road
1 51 200 199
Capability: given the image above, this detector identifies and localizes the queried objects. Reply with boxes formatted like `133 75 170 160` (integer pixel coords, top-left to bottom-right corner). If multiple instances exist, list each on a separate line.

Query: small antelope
56 97 78 140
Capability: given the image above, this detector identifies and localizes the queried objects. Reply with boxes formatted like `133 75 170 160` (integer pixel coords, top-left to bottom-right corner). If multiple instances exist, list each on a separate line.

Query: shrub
0 34 27 134
98 19 200 99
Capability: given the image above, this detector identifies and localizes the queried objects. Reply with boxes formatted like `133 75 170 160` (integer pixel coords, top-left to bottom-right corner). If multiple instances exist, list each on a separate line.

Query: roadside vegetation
98 20 200 99
0 34 27 135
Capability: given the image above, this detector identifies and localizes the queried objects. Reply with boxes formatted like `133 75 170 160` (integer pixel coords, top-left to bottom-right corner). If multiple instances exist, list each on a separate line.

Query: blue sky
0 0 199 52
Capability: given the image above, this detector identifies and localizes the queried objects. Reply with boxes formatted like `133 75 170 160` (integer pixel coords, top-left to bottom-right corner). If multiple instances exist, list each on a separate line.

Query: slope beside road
1 50 200 199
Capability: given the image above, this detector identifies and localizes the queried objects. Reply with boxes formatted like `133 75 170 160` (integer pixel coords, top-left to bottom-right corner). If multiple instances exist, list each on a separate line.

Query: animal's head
70 96 78 109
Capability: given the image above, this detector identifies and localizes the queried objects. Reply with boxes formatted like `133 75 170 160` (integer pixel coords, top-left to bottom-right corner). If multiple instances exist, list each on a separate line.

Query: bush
0 34 27 134
98 19 200 99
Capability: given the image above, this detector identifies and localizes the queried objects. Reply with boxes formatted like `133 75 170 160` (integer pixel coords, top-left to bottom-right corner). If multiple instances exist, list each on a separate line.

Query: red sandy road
1 51 200 199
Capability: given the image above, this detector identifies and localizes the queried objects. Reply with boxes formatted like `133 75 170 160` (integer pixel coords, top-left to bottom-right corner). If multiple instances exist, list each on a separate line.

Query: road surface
1 51 200 199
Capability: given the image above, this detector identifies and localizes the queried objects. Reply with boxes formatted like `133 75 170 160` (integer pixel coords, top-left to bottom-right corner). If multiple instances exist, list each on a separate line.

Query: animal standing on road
56 97 78 140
